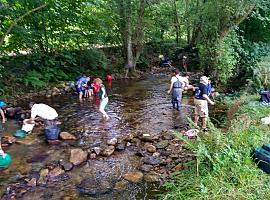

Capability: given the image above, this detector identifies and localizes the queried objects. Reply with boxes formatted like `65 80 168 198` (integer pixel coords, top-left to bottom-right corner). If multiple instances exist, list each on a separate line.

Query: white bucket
21 119 35 133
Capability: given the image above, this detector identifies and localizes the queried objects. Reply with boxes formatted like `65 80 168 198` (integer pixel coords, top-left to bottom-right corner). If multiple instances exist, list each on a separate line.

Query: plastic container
0 153 12 168
44 127 60 140
22 119 35 133
13 130 27 139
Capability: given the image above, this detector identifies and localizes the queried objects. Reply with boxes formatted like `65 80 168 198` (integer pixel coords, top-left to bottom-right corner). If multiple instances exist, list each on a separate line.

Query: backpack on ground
253 144 270 174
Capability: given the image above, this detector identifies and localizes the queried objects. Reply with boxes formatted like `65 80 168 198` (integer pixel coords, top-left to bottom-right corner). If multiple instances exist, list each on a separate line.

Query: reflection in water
0 75 194 199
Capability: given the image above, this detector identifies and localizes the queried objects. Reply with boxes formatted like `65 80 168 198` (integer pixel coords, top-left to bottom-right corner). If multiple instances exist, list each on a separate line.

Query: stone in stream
59 132 77 140
38 169 49 185
107 137 117 145
143 156 162 165
25 178 37 187
59 159 73 171
115 143 126 151
77 178 113 196
69 149 88 165
144 143 156 153
140 164 153 172
114 180 129 191
89 153 96 159
49 166 65 178
123 171 144 183
101 146 115 157
155 140 169 149
141 133 153 142
144 172 160 183
93 147 101 155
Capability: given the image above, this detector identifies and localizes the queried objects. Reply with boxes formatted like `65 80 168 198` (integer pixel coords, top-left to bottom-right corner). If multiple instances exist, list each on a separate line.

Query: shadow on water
1 74 196 199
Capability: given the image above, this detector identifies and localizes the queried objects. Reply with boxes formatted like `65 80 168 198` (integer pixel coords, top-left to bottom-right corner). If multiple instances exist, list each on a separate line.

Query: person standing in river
193 76 215 132
167 69 185 111
94 78 110 120
0 101 6 157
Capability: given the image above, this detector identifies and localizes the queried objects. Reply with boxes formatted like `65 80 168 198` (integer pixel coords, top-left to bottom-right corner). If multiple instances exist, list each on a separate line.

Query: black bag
259 90 270 103
253 144 270 174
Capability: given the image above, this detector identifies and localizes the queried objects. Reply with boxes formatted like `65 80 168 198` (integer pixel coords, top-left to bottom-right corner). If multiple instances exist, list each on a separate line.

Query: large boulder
69 149 88 165
77 178 113 196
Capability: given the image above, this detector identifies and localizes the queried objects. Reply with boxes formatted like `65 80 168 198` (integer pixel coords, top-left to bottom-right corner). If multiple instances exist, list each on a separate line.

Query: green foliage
16 70 46 89
77 48 108 75
161 95 270 200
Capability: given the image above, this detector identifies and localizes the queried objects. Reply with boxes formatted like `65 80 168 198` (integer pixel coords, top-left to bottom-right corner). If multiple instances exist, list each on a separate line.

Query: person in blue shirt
75 76 90 99
193 76 215 131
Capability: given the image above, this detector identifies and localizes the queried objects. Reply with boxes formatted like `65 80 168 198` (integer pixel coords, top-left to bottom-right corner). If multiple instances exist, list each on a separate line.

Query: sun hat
200 76 209 84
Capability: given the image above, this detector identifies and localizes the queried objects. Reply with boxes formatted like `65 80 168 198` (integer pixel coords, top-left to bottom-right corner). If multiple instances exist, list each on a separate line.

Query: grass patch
161 95 270 200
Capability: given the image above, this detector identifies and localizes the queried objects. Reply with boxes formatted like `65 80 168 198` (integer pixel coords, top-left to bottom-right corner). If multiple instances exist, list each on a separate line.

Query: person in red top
92 82 100 95
106 74 113 81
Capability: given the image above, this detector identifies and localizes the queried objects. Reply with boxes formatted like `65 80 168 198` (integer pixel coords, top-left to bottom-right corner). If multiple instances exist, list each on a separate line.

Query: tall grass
161 96 270 200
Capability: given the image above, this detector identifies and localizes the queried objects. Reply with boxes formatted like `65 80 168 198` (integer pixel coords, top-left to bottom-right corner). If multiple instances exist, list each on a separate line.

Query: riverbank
161 94 270 199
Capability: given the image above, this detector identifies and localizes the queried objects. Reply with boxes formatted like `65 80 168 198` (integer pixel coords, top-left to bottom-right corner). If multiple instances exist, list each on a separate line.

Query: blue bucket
44 127 60 140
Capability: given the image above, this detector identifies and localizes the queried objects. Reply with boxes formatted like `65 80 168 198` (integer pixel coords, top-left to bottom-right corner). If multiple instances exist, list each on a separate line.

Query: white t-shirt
171 75 185 86
31 104 58 120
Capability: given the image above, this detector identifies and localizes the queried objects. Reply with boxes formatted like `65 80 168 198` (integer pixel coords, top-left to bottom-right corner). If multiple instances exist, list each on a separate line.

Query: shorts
100 97 109 110
194 99 208 118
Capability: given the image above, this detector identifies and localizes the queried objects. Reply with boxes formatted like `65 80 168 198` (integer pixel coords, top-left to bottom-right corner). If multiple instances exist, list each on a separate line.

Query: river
0 74 195 199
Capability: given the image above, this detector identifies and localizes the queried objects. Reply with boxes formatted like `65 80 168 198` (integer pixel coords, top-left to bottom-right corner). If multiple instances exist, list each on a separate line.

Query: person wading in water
167 69 184 111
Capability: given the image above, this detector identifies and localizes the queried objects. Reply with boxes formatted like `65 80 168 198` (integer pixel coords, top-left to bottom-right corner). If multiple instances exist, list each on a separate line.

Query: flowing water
0 74 196 200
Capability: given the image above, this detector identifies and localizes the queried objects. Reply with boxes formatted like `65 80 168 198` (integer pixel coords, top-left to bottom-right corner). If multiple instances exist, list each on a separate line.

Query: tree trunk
173 0 180 44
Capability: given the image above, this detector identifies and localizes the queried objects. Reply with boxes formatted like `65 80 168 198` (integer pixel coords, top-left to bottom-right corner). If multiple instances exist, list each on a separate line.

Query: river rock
131 138 141 145
145 143 156 153
107 137 117 145
155 140 169 149
59 160 73 171
115 143 126 151
49 166 65 178
1 136 16 147
144 172 160 183
26 178 37 187
140 164 153 172
143 156 161 165
89 153 96 159
93 147 101 155
153 152 161 157
77 178 113 196
123 171 144 183
141 133 153 142
60 132 77 140
114 180 129 191
38 169 49 185
70 149 88 165
101 146 115 157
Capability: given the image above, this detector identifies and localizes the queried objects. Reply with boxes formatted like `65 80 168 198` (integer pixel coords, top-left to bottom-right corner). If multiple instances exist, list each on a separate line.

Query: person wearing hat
0 101 6 157
194 76 215 131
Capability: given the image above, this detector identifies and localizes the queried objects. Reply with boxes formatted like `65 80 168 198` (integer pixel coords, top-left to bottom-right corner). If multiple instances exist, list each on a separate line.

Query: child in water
94 78 109 120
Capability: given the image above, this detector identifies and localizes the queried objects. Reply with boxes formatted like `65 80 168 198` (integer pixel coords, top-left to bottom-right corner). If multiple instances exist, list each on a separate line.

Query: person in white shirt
167 69 185 110
29 102 58 127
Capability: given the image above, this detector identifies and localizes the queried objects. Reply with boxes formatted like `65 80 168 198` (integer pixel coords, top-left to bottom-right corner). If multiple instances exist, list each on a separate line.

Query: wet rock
161 131 174 140
89 153 96 159
155 140 169 149
47 140 61 145
114 180 129 191
115 143 126 151
144 143 156 153
101 146 115 157
26 178 37 187
123 171 144 183
126 142 131 147
59 160 73 171
122 133 135 141
49 166 65 178
60 196 73 200
140 164 153 172
141 133 153 142
27 153 49 163
60 132 77 140
143 156 162 165
135 150 148 157
1 136 16 147
153 152 161 157
93 147 101 155
38 169 49 185
77 178 113 196
107 137 117 145
131 138 141 145
144 172 160 183
70 149 88 165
